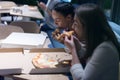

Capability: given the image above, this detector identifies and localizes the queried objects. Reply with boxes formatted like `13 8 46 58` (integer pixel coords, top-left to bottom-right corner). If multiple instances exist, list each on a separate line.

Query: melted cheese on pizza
32 54 58 68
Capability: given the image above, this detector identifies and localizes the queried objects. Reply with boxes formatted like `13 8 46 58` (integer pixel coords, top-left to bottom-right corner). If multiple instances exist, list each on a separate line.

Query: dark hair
52 2 75 18
75 3 120 59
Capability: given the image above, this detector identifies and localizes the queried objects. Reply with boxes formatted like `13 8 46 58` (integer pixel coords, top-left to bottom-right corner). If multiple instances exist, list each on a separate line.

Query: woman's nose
72 24 74 29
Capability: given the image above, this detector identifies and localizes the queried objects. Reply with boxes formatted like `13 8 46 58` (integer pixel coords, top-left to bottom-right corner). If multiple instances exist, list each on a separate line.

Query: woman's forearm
71 48 80 65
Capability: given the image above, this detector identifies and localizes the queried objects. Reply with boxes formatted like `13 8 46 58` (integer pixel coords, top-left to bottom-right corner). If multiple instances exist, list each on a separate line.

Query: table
6 74 70 80
10 5 44 20
0 1 17 13
0 31 71 80
0 1 17 22
0 1 44 22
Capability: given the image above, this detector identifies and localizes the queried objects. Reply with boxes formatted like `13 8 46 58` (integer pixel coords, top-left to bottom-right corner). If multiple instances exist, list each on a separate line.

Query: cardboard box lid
0 48 23 53
29 48 66 53
0 48 24 75
1 32 47 49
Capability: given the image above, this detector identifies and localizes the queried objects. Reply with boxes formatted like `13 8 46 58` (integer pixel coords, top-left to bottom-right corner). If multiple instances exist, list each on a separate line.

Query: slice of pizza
56 30 74 40
32 53 58 68
52 29 74 43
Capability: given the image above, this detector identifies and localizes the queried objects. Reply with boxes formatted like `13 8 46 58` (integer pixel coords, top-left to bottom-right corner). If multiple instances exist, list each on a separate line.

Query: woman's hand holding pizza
52 29 74 43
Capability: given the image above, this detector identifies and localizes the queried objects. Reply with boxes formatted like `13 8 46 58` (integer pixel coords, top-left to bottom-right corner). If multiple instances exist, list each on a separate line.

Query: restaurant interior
0 0 120 80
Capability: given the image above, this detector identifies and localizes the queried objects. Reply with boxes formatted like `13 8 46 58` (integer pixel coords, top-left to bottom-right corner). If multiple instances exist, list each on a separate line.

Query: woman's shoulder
90 41 119 67
97 41 117 50
93 41 119 60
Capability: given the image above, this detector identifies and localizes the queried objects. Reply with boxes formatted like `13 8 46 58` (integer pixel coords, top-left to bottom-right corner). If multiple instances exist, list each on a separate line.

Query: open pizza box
0 48 24 75
22 48 72 74
0 48 72 75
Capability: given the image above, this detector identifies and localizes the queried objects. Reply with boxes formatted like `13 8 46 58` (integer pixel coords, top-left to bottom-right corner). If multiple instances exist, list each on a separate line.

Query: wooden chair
0 25 24 39
10 21 40 33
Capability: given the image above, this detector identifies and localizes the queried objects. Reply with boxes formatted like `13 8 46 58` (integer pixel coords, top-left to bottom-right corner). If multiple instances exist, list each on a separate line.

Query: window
111 0 120 25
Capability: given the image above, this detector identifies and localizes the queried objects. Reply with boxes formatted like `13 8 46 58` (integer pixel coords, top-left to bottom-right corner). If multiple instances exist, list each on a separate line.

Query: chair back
10 21 40 33
0 25 24 39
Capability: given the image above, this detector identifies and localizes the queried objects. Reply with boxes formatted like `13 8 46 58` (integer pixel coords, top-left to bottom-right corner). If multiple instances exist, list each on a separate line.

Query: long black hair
75 3 120 60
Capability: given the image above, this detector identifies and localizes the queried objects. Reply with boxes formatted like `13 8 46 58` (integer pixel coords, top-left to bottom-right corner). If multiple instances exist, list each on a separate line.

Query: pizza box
0 48 24 75
1 32 47 49
22 48 72 74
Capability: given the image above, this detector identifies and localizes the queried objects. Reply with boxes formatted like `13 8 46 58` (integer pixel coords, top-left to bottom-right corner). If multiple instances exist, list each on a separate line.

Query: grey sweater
70 41 119 80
